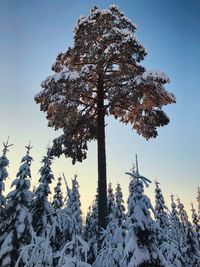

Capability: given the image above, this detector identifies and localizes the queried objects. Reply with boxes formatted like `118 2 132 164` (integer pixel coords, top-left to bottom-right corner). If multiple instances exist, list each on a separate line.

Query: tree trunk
97 75 108 232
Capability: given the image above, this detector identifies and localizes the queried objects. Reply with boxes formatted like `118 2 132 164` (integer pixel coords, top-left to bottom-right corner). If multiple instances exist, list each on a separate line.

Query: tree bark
97 74 108 232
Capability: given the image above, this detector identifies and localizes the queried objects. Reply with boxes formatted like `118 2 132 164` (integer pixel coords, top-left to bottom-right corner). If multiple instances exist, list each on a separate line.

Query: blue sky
0 0 199 216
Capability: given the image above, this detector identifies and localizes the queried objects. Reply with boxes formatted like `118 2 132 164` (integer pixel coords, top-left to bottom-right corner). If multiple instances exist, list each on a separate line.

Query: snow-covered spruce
93 215 125 267
65 175 83 239
154 181 170 244
107 182 115 223
55 176 88 264
123 157 167 267
154 181 170 230
177 198 200 266
0 144 33 266
191 203 200 246
115 183 126 227
0 139 12 221
93 184 126 267
51 176 64 252
52 177 64 210
160 194 185 267
154 181 182 267
55 234 90 267
197 187 200 219
15 233 53 267
32 149 54 237
84 190 98 264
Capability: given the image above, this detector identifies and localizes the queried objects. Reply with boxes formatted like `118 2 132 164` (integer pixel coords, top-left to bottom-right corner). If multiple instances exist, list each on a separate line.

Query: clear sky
0 0 200 218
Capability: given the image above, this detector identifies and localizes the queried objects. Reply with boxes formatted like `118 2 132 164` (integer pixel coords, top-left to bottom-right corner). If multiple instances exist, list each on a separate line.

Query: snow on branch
40 67 80 89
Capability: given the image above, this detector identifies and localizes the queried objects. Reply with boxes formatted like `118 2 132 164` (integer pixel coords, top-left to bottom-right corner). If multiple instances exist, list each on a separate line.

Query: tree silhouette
35 5 176 230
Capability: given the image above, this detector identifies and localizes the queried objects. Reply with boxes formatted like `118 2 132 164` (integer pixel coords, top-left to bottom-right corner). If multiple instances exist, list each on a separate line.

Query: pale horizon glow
0 0 200 218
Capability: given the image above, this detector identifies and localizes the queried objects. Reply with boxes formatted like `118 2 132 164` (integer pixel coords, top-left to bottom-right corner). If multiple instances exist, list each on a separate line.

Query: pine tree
35 4 176 230
177 198 200 266
123 156 166 267
0 139 12 222
84 191 98 264
0 144 33 266
32 149 54 237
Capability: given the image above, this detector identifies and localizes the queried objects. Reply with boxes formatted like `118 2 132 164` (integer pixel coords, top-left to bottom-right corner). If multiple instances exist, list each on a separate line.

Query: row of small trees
0 141 200 266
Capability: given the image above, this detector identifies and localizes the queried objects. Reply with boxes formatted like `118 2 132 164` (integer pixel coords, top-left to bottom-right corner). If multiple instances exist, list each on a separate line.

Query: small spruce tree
123 156 166 267
177 198 200 266
191 203 200 246
94 184 126 267
0 143 33 266
84 191 98 264
154 180 170 247
59 176 87 263
0 139 12 222
154 181 170 230
197 187 200 219
107 182 115 223
160 194 185 266
32 149 54 237
51 176 64 252
52 176 64 210
66 175 82 238
115 183 126 227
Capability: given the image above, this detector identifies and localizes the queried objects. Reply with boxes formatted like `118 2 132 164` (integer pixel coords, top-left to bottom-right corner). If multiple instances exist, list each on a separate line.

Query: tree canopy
35 5 176 164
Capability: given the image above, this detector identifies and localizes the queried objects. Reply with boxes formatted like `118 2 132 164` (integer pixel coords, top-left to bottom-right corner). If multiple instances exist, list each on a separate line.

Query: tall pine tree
35 4 176 230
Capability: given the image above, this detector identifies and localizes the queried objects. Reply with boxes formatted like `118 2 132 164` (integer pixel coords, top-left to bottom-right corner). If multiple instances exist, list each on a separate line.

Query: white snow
40 67 80 89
